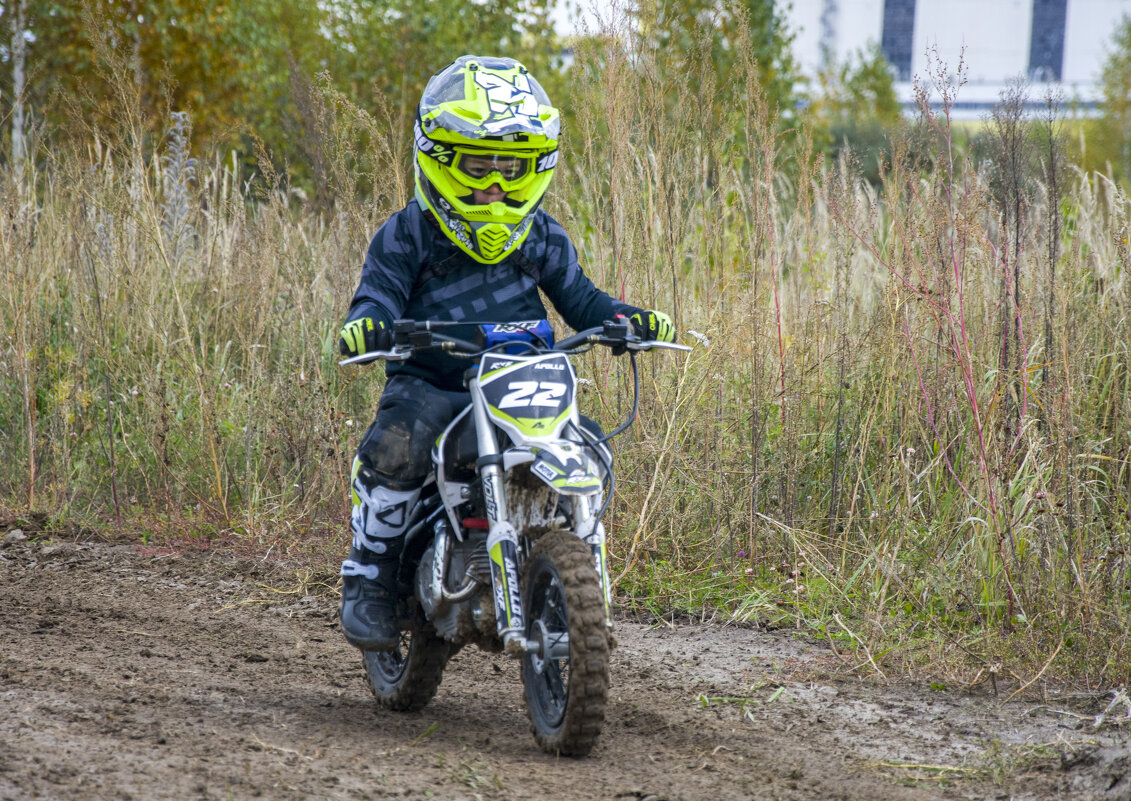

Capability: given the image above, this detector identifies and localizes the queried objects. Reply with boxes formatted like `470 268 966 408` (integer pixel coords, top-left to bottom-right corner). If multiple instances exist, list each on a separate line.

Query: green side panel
489 541 512 622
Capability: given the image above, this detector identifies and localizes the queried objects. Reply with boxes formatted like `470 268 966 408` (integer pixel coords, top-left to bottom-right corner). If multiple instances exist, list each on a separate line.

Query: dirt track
1 535 1129 801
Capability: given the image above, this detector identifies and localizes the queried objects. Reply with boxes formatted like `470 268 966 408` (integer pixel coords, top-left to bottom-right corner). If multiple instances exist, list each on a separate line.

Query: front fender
528 441 603 496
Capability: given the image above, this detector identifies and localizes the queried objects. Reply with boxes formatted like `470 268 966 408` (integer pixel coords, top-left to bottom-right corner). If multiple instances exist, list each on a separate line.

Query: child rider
336 55 675 650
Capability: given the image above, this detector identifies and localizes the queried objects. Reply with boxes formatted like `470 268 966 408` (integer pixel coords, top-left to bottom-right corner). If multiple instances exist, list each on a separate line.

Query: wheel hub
529 618 569 675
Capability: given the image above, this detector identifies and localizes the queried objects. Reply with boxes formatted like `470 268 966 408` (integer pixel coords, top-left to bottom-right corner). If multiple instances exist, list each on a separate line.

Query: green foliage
808 45 902 184
322 0 560 124
6 1 325 155
634 0 799 116
811 44 901 126
1 0 554 180
1079 15 1131 181
2 0 798 185
1101 16 1131 130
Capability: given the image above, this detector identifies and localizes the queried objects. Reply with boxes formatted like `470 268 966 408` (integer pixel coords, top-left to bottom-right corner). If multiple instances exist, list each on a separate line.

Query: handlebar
338 319 691 367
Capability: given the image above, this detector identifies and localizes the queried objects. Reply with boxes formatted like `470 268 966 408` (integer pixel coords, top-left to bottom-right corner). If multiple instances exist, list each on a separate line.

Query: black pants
356 374 471 492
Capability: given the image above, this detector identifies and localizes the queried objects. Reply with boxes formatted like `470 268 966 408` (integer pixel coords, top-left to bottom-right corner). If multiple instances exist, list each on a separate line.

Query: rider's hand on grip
339 317 392 357
628 309 676 343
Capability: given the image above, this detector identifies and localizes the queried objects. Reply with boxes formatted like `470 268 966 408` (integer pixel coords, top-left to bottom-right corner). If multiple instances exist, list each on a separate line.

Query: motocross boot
339 544 401 651
339 472 420 651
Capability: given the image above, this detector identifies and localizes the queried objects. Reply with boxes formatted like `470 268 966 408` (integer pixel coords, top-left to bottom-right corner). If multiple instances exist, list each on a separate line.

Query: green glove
338 317 390 357
629 310 676 343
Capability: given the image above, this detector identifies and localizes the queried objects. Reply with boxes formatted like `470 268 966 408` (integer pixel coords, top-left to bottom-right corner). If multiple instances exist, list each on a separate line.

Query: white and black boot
339 477 420 651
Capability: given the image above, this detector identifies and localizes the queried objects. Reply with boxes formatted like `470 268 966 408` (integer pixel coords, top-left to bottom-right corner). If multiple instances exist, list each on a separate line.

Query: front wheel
521 531 610 756
363 623 451 712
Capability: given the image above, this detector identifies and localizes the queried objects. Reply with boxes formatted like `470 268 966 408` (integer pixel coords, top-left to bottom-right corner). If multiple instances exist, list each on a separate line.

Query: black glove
338 317 391 357
628 309 676 343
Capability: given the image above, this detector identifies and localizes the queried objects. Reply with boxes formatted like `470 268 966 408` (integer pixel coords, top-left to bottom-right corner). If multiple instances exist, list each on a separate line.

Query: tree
321 0 560 131
4 1 327 157
635 0 799 116
807 44 902 183
1095 14 1131 182
2 1 560 190
7 0 28 172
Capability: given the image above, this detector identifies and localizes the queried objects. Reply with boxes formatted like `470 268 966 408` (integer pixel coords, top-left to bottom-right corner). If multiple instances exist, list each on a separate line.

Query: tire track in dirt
1 538 1127 800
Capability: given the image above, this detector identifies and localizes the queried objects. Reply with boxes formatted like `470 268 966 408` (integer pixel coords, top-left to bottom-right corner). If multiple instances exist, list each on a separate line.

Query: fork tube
469 380 505 525
575 498 612 626
470 380 526 643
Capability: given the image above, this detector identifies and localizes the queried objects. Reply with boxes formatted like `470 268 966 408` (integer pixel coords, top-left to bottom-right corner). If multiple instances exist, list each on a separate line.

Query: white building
783 0 1131 117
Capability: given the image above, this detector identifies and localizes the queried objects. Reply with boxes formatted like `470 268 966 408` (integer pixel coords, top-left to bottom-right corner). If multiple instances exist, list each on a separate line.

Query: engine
415 534 495 642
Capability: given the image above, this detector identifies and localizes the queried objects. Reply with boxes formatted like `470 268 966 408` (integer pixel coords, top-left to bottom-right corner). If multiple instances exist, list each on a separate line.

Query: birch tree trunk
11 0 28 179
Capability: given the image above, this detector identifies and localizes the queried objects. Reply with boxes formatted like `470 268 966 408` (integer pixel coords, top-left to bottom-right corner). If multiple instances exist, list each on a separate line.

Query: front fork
470 382 529 654
470 384 614 656
574 496 613 629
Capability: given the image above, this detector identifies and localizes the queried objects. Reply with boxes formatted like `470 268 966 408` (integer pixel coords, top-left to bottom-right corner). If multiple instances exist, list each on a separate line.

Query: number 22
498 381 566 409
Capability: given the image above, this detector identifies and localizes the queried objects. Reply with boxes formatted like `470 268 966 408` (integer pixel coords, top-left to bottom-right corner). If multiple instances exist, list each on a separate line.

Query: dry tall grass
3 28 1129 685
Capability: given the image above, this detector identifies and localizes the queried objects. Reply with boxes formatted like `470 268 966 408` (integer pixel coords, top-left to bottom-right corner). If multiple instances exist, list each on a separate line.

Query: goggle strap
535 149 559 173
414 118 457 166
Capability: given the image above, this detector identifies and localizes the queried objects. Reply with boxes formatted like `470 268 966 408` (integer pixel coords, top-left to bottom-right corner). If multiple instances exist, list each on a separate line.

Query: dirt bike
339 317 687 756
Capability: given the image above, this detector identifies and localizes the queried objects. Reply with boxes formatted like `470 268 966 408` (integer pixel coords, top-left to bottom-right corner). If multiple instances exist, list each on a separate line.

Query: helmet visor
453 151 535 189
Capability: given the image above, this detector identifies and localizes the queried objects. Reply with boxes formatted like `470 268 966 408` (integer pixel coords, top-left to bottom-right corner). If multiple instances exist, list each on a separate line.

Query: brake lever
626 340 693 353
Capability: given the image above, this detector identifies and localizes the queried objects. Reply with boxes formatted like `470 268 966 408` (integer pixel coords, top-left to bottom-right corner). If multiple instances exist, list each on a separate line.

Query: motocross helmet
414 55 560 264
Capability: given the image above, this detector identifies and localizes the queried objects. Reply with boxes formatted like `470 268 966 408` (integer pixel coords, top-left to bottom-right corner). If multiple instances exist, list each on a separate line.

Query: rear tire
363 623 451 712
521 531 610 756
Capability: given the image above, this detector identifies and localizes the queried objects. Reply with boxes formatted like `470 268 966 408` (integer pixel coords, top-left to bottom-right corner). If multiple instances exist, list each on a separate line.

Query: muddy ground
1 534 1128 801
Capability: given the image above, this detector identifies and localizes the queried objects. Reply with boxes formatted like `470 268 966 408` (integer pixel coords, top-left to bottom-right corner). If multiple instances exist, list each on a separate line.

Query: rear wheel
521 531 609 756
363 623 450 712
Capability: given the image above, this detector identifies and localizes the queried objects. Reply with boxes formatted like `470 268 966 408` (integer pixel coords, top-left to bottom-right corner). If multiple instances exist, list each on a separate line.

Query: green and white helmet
414 56 561 264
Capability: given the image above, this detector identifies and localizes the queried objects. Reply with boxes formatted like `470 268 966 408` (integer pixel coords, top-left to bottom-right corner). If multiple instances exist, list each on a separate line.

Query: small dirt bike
340 318 687 755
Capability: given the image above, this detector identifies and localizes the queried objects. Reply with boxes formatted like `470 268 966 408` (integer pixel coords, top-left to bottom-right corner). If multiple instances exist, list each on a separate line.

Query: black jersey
345 201 641 391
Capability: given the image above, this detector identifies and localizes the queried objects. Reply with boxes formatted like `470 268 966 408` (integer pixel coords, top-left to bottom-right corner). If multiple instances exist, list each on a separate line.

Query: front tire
363 623 451 712
521 531 610 756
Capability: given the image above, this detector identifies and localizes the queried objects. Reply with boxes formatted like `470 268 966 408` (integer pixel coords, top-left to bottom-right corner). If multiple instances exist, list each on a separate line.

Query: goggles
452 151 535 189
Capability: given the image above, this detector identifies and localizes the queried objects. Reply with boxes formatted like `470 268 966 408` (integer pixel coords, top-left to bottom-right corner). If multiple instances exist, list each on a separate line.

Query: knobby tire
363 624 451 712
521 530 610 756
